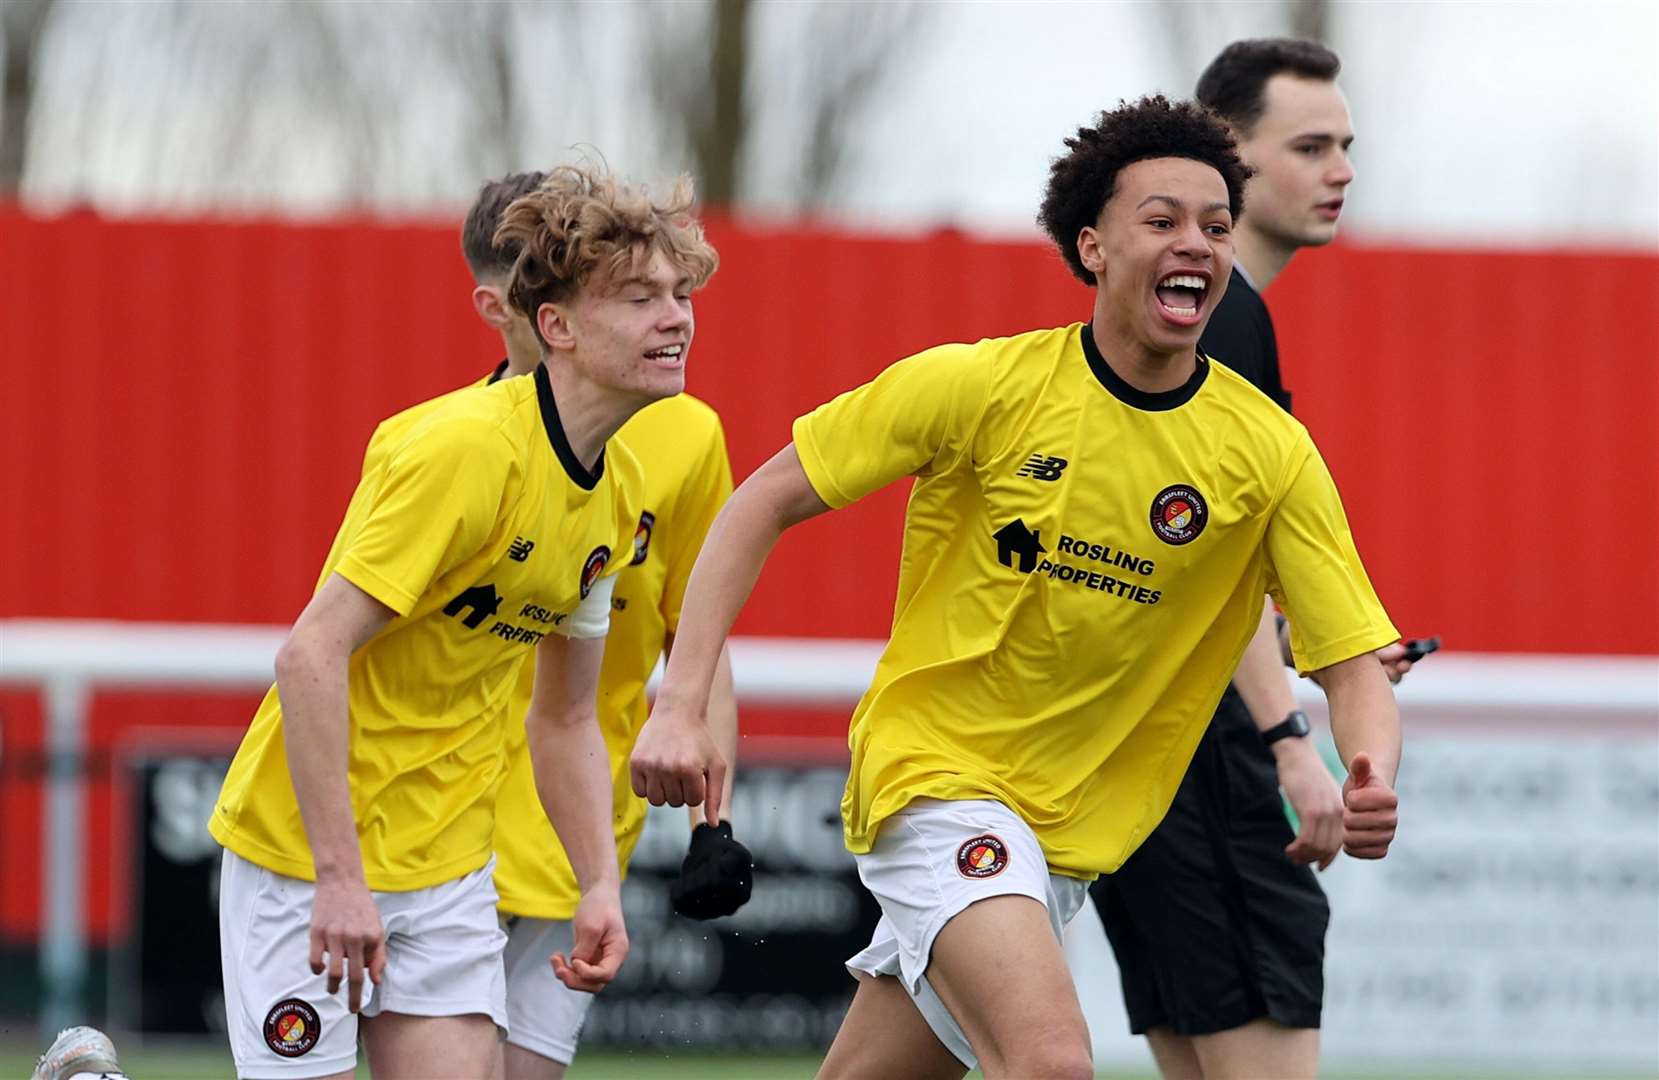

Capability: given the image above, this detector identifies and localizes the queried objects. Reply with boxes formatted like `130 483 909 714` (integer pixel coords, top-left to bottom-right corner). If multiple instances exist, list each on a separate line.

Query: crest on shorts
264 997 321 1058
1149 484 1209 546
631 511 656 566
580 545 611 599
956 834 1009 879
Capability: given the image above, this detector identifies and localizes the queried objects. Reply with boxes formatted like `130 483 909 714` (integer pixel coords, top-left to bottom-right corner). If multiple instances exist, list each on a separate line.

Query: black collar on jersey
534 363 605 490
1079 322 1210 412
485 358 509 385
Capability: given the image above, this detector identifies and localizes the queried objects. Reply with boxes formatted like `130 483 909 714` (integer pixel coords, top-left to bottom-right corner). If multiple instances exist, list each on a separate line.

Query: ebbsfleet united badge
631 511 655 566
956 834 1009 879
579 545 611 599
263 997 321 1058
1150 484 1209 545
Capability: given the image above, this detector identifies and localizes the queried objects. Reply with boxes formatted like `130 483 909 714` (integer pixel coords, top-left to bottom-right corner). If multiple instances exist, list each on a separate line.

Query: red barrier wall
2 208 1656 942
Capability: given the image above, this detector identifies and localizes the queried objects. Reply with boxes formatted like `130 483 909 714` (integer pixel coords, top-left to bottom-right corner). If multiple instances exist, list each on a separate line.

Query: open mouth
1155 273 1208 322
643 344 685 367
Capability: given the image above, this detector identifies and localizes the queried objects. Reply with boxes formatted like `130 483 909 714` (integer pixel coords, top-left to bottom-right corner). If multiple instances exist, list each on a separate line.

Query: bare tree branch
1 0 56 194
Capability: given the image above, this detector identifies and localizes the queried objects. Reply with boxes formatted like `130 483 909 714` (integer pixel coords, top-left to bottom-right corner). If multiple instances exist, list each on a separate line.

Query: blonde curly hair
494 164 719 346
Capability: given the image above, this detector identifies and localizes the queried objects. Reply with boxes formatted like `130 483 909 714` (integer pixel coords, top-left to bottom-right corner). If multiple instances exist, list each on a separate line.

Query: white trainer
30 1026 126 1080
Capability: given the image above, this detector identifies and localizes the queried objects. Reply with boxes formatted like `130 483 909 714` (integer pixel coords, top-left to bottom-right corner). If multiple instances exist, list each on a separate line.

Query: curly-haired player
632 95 1403 1079
1092 42 1413 1080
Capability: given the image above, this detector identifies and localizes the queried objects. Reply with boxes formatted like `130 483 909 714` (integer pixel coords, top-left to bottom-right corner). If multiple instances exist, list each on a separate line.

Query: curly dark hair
1038 95 1250 287
1196 38 1341 135
461 170 549 280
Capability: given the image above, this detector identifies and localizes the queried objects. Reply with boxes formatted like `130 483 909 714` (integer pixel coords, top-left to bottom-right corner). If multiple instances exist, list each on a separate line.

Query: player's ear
1076 227 1106 276
472 284 512 330
537 301 577 353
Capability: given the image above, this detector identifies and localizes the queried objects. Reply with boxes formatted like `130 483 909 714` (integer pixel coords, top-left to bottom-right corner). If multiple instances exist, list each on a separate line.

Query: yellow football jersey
493 393 733 919
792 323 1396 878
210 364 644 891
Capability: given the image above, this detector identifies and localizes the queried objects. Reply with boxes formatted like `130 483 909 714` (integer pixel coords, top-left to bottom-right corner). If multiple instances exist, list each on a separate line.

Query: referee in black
1090 40 1414 1080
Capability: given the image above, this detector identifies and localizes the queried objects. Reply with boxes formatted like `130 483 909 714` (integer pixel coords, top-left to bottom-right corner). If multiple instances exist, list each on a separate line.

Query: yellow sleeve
1263 439 1398 673
334 417 516 615
661 415 734 633
791 343 991 509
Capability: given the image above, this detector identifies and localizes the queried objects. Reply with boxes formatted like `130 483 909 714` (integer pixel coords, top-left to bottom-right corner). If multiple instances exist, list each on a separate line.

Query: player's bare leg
1191 1017 1318 1080
927 895 1093 1080
503 1042 566 1080
361 1011 503 1079
816 971 968 1080
1144 1027 1205 1080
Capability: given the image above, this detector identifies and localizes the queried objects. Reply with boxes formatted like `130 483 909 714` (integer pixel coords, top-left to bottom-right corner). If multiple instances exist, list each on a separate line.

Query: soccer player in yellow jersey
209 163 719 1080
632 96 1403 1080
430 170 750 1080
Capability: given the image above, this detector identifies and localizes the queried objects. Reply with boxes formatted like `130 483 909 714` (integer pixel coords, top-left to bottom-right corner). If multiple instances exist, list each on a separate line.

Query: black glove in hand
670 821 753 920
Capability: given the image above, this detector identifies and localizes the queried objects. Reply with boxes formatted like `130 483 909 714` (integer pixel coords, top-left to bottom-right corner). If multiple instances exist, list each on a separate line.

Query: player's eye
1148 218 1173 229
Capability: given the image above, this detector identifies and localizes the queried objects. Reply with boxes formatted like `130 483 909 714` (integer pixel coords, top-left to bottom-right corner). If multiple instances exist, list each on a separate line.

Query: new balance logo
992 518 1047 573
1015 454 1068 481
508 537 535 562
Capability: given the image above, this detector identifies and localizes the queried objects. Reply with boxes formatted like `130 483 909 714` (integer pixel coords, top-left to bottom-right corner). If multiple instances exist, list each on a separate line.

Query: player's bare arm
1311 653 1401 859
275 572 396 1013
525 630 628 993
632 444 830 821
1233 598 1344 869
664 639 739 826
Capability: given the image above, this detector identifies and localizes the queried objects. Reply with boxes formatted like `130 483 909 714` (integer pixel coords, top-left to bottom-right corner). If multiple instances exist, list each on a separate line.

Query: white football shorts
218 849 508 1078
500 915 596 1065
845 798 1089 1069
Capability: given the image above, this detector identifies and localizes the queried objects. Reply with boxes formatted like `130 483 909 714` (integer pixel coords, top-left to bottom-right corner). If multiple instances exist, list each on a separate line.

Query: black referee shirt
1200 267 1292 414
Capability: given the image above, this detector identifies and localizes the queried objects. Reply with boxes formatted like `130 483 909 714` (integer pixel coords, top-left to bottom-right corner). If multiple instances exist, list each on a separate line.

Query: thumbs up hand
1341 752 1399 859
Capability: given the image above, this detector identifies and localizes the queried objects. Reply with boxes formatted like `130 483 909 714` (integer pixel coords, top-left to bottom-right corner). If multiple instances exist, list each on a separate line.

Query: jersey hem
494 893 579 921
211 822 492 892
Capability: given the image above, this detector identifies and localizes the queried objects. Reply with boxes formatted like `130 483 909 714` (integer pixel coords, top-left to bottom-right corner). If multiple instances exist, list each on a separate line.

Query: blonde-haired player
457 169 750 1080
210 162 719 1080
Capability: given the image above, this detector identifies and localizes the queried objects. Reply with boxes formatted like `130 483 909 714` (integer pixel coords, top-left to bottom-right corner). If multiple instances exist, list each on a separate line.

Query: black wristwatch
1261 709 1311 746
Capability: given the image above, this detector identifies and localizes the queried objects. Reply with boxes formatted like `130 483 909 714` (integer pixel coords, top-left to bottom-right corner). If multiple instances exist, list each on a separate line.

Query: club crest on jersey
956 834 1009 879
580 546 611 599
631 511 656 566
1150 484 1209 546
263 997 321 1058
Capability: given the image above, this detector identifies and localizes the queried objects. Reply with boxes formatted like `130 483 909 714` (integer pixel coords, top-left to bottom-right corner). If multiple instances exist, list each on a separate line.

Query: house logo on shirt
443 583 503 629
580 546 611 599
992 518 1047 573
1149 484 1209 546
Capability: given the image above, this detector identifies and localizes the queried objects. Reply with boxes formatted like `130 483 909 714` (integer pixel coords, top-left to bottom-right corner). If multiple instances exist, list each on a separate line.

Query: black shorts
1092 687 1329 1036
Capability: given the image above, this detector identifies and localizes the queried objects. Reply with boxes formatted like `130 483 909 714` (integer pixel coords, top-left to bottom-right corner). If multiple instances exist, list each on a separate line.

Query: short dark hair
461 170 548 280
1038 95 1249 287
1196 38 1341 135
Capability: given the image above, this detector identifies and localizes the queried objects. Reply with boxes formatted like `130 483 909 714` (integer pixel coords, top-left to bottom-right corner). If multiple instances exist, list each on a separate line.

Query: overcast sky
13 0 1658 249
